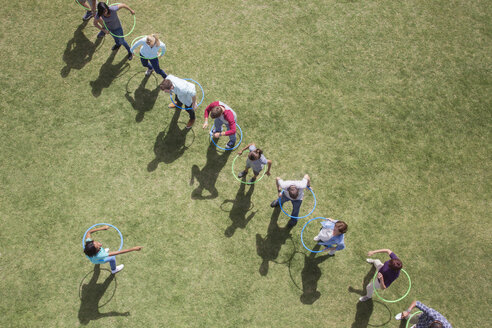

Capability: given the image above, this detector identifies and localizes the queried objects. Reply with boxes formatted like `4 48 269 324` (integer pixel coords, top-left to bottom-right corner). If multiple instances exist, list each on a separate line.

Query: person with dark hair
203 101 237 149
397 300 452 327
359 248 402 301
160 76 197 128
270 174 311 228
313 218 348 255
93 2 135 60
237 143 272 183
84 225 143 274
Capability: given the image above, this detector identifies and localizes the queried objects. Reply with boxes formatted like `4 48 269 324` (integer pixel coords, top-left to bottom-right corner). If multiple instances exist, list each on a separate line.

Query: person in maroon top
202 101 237 149
359 248 402 301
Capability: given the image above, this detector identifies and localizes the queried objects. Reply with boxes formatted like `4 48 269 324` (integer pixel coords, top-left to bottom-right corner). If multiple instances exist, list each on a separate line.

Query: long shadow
78 265 129 325
61 21 102 77
223 182 256 237
90 50 130 97
148 109 190 171
300 244 333 304
255 207 293 276
125 74 160 122
190 143 232 200
349 265 377 327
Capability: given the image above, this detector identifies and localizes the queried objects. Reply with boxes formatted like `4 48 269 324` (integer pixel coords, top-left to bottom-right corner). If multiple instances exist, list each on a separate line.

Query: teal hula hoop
373 268 411 303
279 187 316 219
102 4 136 38
300 217 336 253
209 124 243 151
82 223 124 253
231 154 267 184
169 79 205 111
405 311 422 328
130 35 165 60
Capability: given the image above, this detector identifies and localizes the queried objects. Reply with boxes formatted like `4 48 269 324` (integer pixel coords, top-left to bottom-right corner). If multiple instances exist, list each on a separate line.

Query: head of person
84 240 102 257
334 221 348 234
389 258 403 272
248 148 263 161
146 34 160 48
210 106 224 119
160 79 173 93
429 321 443 328
287 185 299 199
97 2 110 17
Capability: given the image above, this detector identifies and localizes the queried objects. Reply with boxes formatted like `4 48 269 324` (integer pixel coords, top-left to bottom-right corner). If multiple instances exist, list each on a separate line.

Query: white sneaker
105 248 109 253
366 258 375 264
313 236 321 241
359 296 370 302
145 68 154 76
395 313 403 320
328 250 336 255
111 264 124 274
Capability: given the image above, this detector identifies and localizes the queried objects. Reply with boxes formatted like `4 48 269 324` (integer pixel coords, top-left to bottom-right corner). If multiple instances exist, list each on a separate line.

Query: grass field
0 0 491 327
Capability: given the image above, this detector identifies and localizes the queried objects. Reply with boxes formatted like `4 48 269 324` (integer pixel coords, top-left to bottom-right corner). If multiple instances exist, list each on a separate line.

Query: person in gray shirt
271 174 311 228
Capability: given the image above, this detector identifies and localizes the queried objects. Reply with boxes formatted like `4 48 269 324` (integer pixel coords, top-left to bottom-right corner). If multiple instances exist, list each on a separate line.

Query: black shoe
111 44 121 51
226 140 235 148
127 53 133 61
270 199 279 207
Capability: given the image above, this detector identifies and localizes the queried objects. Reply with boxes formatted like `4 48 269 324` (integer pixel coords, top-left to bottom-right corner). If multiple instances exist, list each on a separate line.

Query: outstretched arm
238 143 254 155
85 225 109 240
304 174 311 188
367 249 392 257
108 246 143 256
117 3 135 15
266 160 272 176
401 300 418 319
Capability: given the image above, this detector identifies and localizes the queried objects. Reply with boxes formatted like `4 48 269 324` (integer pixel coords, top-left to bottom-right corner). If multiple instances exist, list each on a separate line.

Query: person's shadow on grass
90 50 130 97
255 207 293 276
125 74 160 122
348 265 376 327
223 182 256 237
148 109 191 171
78 265 129 325
190 143 232 200
61 21 102 78
300 244 333 304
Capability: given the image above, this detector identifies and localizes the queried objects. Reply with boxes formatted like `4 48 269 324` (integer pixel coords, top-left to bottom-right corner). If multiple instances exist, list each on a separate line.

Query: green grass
0 0 491 327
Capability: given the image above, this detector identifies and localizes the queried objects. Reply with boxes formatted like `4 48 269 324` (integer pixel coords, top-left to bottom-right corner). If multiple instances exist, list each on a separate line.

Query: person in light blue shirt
84 225 143 274
130 34 167 78
313 218 347 255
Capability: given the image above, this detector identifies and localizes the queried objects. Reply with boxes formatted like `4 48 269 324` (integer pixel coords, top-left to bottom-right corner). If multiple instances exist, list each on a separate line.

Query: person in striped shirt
397 300 452 328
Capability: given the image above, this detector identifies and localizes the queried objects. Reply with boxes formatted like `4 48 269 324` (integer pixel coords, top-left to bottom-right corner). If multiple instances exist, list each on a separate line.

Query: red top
204 101 237 136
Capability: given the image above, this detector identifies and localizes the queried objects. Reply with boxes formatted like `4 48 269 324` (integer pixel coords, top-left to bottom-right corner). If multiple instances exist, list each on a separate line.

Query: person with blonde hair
130 34 167 78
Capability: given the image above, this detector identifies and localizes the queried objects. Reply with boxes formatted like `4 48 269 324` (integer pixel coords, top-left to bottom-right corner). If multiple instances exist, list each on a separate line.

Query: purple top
378 252 400 287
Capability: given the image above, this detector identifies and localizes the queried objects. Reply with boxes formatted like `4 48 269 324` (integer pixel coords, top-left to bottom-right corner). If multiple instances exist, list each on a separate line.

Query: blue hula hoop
300 217 336 253
169 78 205 111
279 187 316 219
82 223 124 253
209 123 243 151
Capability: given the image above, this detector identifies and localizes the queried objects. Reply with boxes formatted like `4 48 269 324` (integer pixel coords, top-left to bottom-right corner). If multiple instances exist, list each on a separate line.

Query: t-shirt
278 178 308 200
84 238 109 264
245 145 267 173
378 252 400 287
95 5 121 30
317 219 346 250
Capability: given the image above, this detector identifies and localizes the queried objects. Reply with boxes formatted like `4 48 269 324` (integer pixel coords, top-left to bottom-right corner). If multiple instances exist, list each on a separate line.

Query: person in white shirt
130 34 167 78
270 174 311 228
160 76 197 129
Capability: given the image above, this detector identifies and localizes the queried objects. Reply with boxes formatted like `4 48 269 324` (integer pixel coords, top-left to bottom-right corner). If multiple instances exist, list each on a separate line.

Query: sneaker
186 119 195 129
226 140 235 148
395 313 403 320
104 248 109 253
111 264 124 274
97 30 106 38
145 68 154 76
366 258 375 264
270 199 279 207
248 177 256 183
82 11 93 21
328 250 336 256
168 103 176 109
313 236 321 241
238 171 247 178
111 44 121 51
359 296 370 302
127 53 133 61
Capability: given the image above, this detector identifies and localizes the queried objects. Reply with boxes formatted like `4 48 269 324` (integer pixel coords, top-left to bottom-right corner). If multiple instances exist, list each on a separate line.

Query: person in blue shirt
397 300 452 328
83 225 143 274
313 218 347 255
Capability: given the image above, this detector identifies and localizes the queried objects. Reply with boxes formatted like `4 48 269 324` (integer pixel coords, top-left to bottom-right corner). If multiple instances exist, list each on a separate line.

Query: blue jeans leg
110 28 131 53
103 256 117 271
213 119 223 133
149 58 167 78
140 57 153 70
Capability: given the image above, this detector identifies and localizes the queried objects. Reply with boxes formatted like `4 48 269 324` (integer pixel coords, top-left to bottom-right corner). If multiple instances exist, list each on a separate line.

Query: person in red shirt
203 101 237 149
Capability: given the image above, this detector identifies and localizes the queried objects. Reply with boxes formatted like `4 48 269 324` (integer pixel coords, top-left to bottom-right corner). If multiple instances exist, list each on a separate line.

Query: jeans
140 57 167 79
213 119 236 144
109 27 131 53
174 95 195 120
101 256 117 271
279 193 302 227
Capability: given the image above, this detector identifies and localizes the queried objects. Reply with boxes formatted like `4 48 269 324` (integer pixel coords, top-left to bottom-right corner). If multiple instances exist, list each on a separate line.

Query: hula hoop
279 187 316 219
209 124 243 151
300 217 337 253
405 311 422 328
102 4 136 38
130 35 165 60
75 0 107 11
169 79 205 111
82 223 124 253
231 154 267 184
373 268 411 303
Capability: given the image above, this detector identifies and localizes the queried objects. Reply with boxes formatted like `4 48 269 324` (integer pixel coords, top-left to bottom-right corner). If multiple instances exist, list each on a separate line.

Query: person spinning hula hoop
93 2 135 60
313 218 348 255
130 34 167 78
203 101 238 149
160 76 197 129
270 174 311 228
237 143 272 183
396 300 452 328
